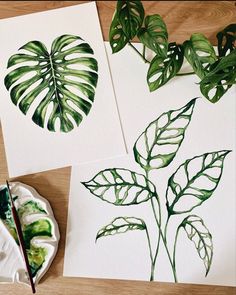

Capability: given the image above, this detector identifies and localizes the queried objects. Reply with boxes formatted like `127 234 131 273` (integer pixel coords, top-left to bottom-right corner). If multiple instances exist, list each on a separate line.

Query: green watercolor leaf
183 33 217 79
82 168 156 205
200 50 236 103
147 42 184 91
109 10 129 53
166 150 231 215
217 24 236 57
96 216 146 241
137 14 168 57
180 215 213 276
117 0 144 40
4 34 98 133
133 98 196 171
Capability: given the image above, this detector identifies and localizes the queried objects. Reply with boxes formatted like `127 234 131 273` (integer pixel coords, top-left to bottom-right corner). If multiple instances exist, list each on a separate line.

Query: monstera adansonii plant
4 34 98 133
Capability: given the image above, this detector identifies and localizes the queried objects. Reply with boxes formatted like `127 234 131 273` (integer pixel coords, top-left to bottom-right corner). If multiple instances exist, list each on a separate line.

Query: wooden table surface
0 1 235 294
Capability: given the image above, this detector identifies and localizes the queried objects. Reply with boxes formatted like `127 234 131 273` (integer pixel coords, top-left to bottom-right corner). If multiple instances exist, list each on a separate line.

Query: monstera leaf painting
4 34 98 133
0 182 59 285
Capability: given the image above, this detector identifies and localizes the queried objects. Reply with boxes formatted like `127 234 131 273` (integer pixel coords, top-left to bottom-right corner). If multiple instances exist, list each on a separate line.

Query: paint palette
0 182 59 286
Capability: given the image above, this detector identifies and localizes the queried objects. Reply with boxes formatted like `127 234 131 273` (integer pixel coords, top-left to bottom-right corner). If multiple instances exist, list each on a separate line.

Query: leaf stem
164 215 170 243
145 170 177 282
176 71 195 76
128 42 150 64
143 45 146 60
145 228 155 281
153 197 161 267
173 226 181 276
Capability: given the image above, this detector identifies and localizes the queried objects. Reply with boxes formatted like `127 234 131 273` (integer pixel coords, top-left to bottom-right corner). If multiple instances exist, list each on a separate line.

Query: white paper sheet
63 43 236 286
0 3 126 177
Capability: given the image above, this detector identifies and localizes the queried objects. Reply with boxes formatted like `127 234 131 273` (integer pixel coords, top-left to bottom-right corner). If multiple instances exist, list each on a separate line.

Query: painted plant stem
146 169 178 282
145 170 161 280
173 225 181 275
145 227 155 281
151 199 178 282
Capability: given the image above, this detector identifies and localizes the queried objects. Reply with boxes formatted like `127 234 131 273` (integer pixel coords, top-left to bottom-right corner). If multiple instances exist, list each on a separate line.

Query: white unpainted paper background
0 2 126 177
63 43 236 286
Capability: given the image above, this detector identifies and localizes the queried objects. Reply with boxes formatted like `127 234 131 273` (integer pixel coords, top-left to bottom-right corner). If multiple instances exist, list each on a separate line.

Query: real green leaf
82 168 156 205
183 33 217 79
166 150 231 215
4 34 98 133
96 216 146 241
217 23 236 57
200 50 236 103
137 14 168 57
109 10 129 53
133 98 196 171
180 215 213 276
147 43 184 91
117 1 144 40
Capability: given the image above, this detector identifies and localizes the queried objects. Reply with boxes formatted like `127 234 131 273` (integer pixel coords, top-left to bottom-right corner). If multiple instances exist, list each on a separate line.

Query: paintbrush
6 180 36 293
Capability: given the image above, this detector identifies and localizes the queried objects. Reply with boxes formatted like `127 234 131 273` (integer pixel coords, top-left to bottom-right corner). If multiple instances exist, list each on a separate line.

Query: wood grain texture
0 1 235 294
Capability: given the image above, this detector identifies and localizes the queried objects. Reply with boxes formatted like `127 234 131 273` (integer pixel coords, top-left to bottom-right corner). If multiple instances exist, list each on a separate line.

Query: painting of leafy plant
4 34 98 133
82 98 231 281
109 0 236 103
0 186 53 277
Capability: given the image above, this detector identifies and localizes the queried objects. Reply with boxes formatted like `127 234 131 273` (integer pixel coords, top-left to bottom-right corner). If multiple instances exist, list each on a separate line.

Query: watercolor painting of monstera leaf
0 182 59 286
4 34 98 133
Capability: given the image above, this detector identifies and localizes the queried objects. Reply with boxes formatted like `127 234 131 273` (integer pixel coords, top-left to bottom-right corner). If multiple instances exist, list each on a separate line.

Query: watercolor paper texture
63 43 236 286
0 3 125 177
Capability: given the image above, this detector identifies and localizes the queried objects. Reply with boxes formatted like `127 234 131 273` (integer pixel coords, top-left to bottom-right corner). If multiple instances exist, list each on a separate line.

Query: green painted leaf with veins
96 216 146 241
138 14 168 57
183 33 217 79
82 168 156 205
147 43 183 91
133 99 196 171
109 10 129 53
4 34 98 133
217 24 236 57
166 150 231 215
200 50 236 103
180 215 213 276
117 0 144 40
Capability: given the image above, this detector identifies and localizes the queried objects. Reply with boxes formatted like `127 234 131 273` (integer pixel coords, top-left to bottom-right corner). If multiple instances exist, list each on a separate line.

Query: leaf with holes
217 23 236 57
180 215 213 276
133 98 196 172
183 33 217 79
137 14 168 57
117 1 144 40
147 43 183 91
109 10 129 53
4 34 98 133
82 168 157 205
96 216 146 241
200 50 236 103
166 150 231 215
